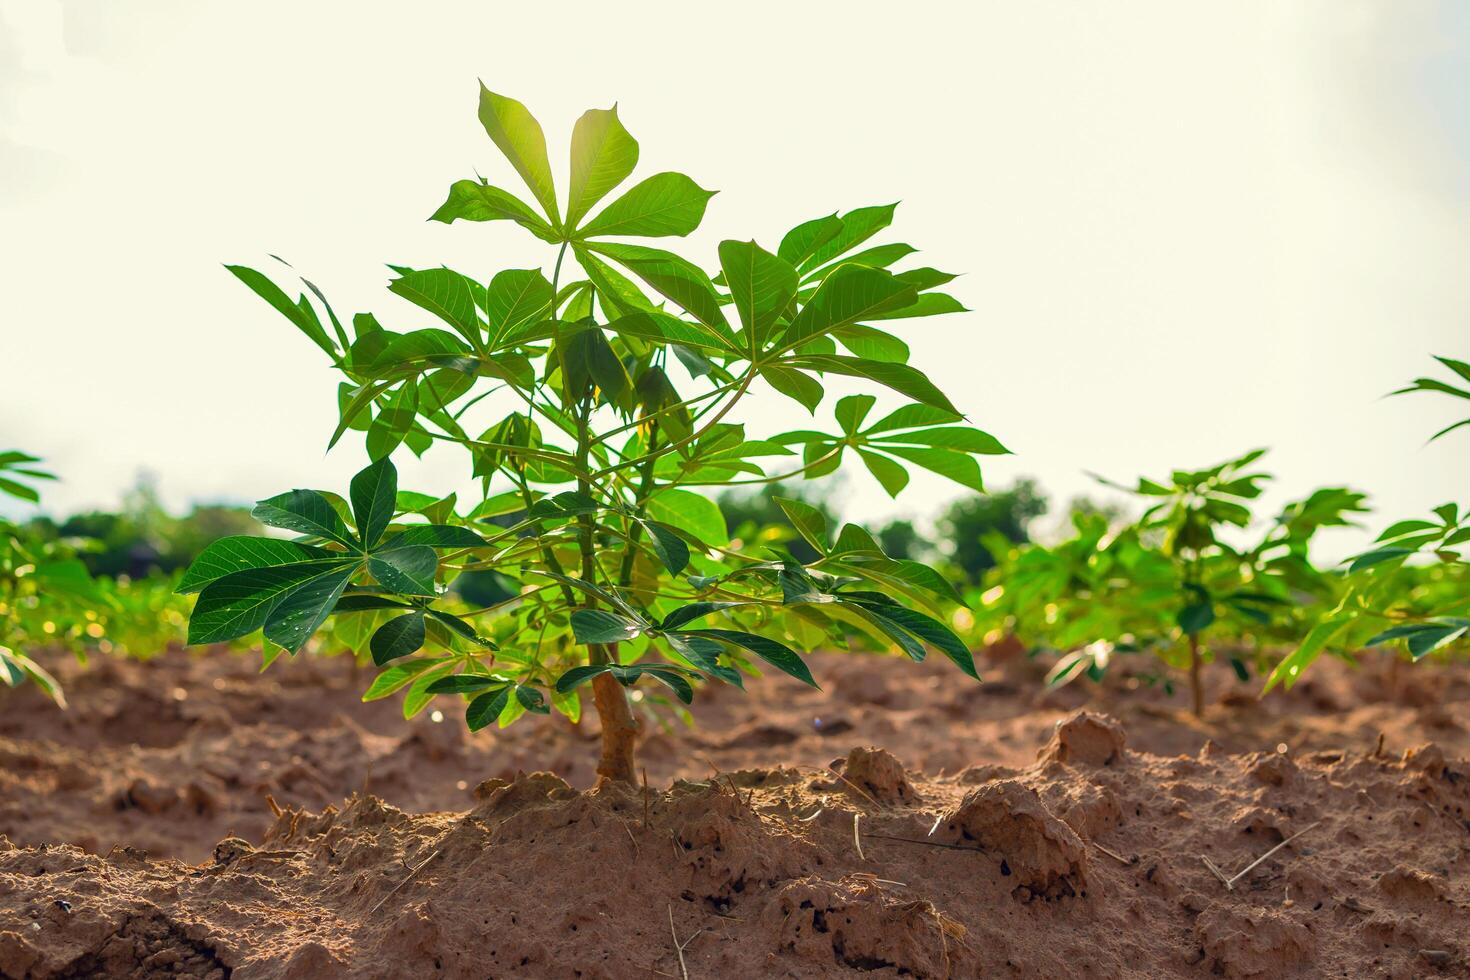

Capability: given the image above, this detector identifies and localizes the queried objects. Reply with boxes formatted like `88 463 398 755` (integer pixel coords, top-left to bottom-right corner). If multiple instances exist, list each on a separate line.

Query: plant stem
575 390 639 782
1188 632 1204 717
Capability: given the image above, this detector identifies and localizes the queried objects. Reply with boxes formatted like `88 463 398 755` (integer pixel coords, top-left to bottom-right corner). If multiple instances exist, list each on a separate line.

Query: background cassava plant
977 452 1366 715
1265 354 1470 690
181 84 1006 781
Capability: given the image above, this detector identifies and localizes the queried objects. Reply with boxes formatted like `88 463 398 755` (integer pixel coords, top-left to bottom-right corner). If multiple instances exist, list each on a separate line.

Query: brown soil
1 645 1468 978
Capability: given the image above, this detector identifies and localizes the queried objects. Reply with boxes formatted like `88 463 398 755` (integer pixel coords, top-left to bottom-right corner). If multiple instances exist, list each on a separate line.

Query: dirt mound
5 643 1469 869
3 711 1468 978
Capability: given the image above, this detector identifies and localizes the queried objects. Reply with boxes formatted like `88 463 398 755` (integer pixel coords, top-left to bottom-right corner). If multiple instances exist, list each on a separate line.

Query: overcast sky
2 1 1466 554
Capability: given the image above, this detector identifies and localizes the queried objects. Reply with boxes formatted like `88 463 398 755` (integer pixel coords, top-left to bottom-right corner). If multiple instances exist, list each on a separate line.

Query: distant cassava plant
983 452 1361 715
181 85 1006 781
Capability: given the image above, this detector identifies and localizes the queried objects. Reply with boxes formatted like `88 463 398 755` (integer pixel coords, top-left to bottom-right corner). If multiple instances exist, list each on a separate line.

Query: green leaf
368 546 438 596
774 496 828 554
466 686 513 731
484 269 554 347
660 601 751 631
571 609 643 644
761 366 824 412
370 612 427 665
0 477 38 502
253 489 358 548
802 242 916 284
189 561 356 645
1264 614 1351 692
515 685 551 714
799 204 897 273
477 84 559 225
871 426 1009 455
579 172 715 238
718 240 798 351
791 355 960 415
1407 625 1464 659
588 242 728 331
388 269 481 346
429 179 553 240
555 664 612 692
866 292 967 321
403 664 453 719
853 600 979 680
365 384 418 461
225 265 337 360
831 324 909 363
882 446 984 492
426 673 504 694
363 657 447 701
683 629 817 688
863 403 961 434
647 488 729 547
262 566 356 654
427 609 494 647
778 214 843 267
857 450 910 497
1348 547 1414 573
835 394 876 435
350 457 397 549
382 525 488 550
638 519 691 575
566 105 639 228
178 537 331 594
782 265 916 350
1178 601 1215 635
639 666 695 704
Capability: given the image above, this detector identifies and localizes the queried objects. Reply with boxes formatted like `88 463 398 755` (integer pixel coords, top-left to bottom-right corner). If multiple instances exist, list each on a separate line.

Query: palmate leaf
181 458 500 659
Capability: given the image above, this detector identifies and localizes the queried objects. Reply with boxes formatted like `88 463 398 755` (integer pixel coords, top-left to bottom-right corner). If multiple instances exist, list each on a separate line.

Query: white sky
1 1 1467 554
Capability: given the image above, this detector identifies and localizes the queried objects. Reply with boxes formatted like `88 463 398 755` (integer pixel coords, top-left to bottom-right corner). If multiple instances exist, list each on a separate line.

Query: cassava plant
1266 355 1470 689
983 461 1362 712
179 85 1006 781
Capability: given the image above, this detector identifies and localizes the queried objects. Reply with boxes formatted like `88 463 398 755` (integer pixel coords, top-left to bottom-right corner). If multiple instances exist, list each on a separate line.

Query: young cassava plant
180 84 1006 781
1266 355 1470 690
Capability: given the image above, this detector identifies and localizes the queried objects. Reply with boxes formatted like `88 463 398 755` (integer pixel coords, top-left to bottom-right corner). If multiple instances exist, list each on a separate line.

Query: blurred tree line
23 479 260 580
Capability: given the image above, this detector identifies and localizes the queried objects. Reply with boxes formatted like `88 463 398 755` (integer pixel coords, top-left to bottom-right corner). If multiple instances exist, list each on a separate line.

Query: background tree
935 479 1047 582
